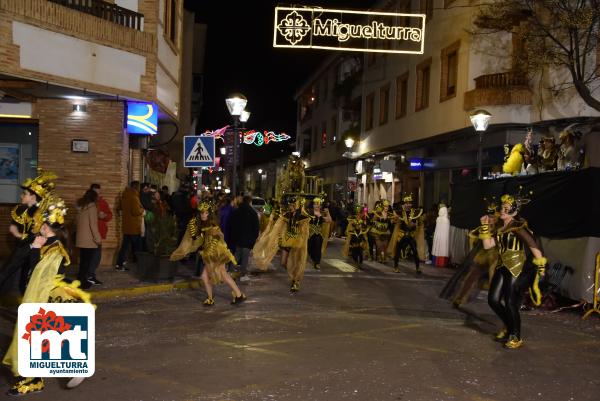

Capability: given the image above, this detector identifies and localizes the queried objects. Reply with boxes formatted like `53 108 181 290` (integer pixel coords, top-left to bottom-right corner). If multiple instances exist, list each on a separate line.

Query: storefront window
0 123 38 203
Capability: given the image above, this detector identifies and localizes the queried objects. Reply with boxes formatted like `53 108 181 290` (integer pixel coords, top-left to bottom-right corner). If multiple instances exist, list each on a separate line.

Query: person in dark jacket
171 184 194 243
229 195 259 281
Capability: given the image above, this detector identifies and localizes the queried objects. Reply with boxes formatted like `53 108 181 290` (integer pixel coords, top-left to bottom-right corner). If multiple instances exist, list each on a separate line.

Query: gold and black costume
441 201 500 306
306 200 331 270
343 212 369 266
488 193 546 349
369 201 394 263
0 170 58 295
388 195 422 273
253 202 310 291
170 216 236 284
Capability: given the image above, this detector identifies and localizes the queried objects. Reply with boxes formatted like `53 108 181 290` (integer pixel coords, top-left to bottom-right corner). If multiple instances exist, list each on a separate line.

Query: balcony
1 0 155 53
464 71 532 110
48 0 144 31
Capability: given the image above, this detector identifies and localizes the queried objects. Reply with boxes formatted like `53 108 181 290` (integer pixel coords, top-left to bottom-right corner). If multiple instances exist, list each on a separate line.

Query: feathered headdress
33 193 67 231
402 193 413 203
197 201 212 213
21 169 58 199
501 186 532 214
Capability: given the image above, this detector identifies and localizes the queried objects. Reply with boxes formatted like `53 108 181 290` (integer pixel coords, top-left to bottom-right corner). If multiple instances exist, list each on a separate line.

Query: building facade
295 0 599 210
0 0 188 264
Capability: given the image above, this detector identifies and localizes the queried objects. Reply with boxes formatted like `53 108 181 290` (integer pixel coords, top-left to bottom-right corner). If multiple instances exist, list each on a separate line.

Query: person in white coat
432 205 450 267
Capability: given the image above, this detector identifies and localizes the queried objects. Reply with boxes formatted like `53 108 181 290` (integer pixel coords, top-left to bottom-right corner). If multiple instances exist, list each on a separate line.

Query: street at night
2 240 598 401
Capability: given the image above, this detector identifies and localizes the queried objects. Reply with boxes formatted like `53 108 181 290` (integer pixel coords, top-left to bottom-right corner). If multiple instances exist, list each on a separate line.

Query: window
321 122 327 148
330 115 337 144
395 72 409 119
421 0 434 21
379 84 390 125
312 126 318 151
302 128 311 156
365 93 375 131
416 58 432 111
164 0 179 47
440 41 460 102
0 123 38 203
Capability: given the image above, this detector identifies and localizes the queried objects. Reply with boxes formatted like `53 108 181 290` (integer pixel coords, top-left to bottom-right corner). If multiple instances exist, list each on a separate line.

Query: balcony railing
474 71 528 89
48 0 144 31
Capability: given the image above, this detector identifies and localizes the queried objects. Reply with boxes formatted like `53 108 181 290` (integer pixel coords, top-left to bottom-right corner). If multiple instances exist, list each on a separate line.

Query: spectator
160 185 171 212
76 189 102 289
171 184 194 243
88 183 112 285
229 195 259 281
219 196 236 253
115 181 145 271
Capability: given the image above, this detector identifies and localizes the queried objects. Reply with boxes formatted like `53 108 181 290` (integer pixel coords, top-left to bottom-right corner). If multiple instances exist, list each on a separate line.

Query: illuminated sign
274 7 425 54
409 158 435 171
127 102 158 135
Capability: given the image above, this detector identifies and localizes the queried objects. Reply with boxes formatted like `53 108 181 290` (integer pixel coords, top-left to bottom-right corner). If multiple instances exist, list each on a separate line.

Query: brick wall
36 99 129 267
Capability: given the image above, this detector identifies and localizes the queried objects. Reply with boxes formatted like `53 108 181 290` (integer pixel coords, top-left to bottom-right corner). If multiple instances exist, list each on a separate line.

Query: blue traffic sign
183 136 215 168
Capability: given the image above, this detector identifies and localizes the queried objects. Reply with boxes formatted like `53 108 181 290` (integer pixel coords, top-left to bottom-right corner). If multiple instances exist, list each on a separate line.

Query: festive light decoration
243 130 291 146
202 126 291 147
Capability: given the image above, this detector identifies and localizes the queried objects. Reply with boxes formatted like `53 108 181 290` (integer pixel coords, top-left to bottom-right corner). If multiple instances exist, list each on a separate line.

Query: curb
90 279 203 301
0 278 204 307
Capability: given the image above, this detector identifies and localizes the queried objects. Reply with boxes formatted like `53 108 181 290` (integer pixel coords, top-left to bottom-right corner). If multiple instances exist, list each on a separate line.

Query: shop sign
274 7 425 54
126 101 158 135
409 158 435 171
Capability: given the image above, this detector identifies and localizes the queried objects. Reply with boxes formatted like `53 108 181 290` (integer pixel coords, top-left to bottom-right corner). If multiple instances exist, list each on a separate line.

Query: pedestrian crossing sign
183 136 215 168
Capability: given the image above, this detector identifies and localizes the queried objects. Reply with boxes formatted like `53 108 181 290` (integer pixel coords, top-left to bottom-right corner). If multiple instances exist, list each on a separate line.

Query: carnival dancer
0 170 57 295
440 198 500 307
342 207 369 267
307 197 332 270
170 201 246 306
388 194 423 274
488 191 546 349
365 201 379 261
253 196 310 292
3 193 92 395
370 200 394 263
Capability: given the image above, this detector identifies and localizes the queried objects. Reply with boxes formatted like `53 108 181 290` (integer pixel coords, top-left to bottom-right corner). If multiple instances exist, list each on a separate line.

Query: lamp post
226 93 247 197
469 109 492 180
239 110 251 193
344 137 355 201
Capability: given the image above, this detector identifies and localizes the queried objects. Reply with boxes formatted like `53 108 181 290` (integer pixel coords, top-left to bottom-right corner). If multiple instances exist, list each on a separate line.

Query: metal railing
48 0 144 30
474 71 528 89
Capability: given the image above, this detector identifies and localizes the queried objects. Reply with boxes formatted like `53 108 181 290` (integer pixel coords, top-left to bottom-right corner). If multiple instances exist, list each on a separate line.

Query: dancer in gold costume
170 201 246 306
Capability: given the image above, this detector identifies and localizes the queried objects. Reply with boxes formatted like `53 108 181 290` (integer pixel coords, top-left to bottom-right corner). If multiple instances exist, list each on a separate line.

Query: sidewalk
0 259 204 306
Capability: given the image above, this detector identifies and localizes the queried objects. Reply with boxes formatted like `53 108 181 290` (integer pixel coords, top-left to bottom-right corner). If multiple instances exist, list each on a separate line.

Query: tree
474 0 600 112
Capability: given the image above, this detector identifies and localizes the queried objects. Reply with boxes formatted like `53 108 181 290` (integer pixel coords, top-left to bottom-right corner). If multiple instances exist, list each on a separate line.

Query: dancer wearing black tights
487 193 546 349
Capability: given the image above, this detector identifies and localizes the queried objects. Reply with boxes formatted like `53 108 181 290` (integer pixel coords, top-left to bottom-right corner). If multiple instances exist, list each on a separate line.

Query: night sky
184 0 377 164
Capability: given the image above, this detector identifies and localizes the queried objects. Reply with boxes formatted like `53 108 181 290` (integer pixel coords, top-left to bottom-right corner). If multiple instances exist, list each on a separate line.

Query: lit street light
469 109 492 180
226 93 247 196
344 137 355 149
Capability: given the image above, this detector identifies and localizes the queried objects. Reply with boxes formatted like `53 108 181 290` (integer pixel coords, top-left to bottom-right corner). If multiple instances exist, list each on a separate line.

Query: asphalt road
1 240 599 401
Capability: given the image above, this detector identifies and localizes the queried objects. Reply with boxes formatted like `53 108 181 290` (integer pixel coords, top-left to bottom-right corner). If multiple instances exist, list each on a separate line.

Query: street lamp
469 109 492 180
343 136 356 201
239 110 251 192
226 93 247 196
258 168 263 174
